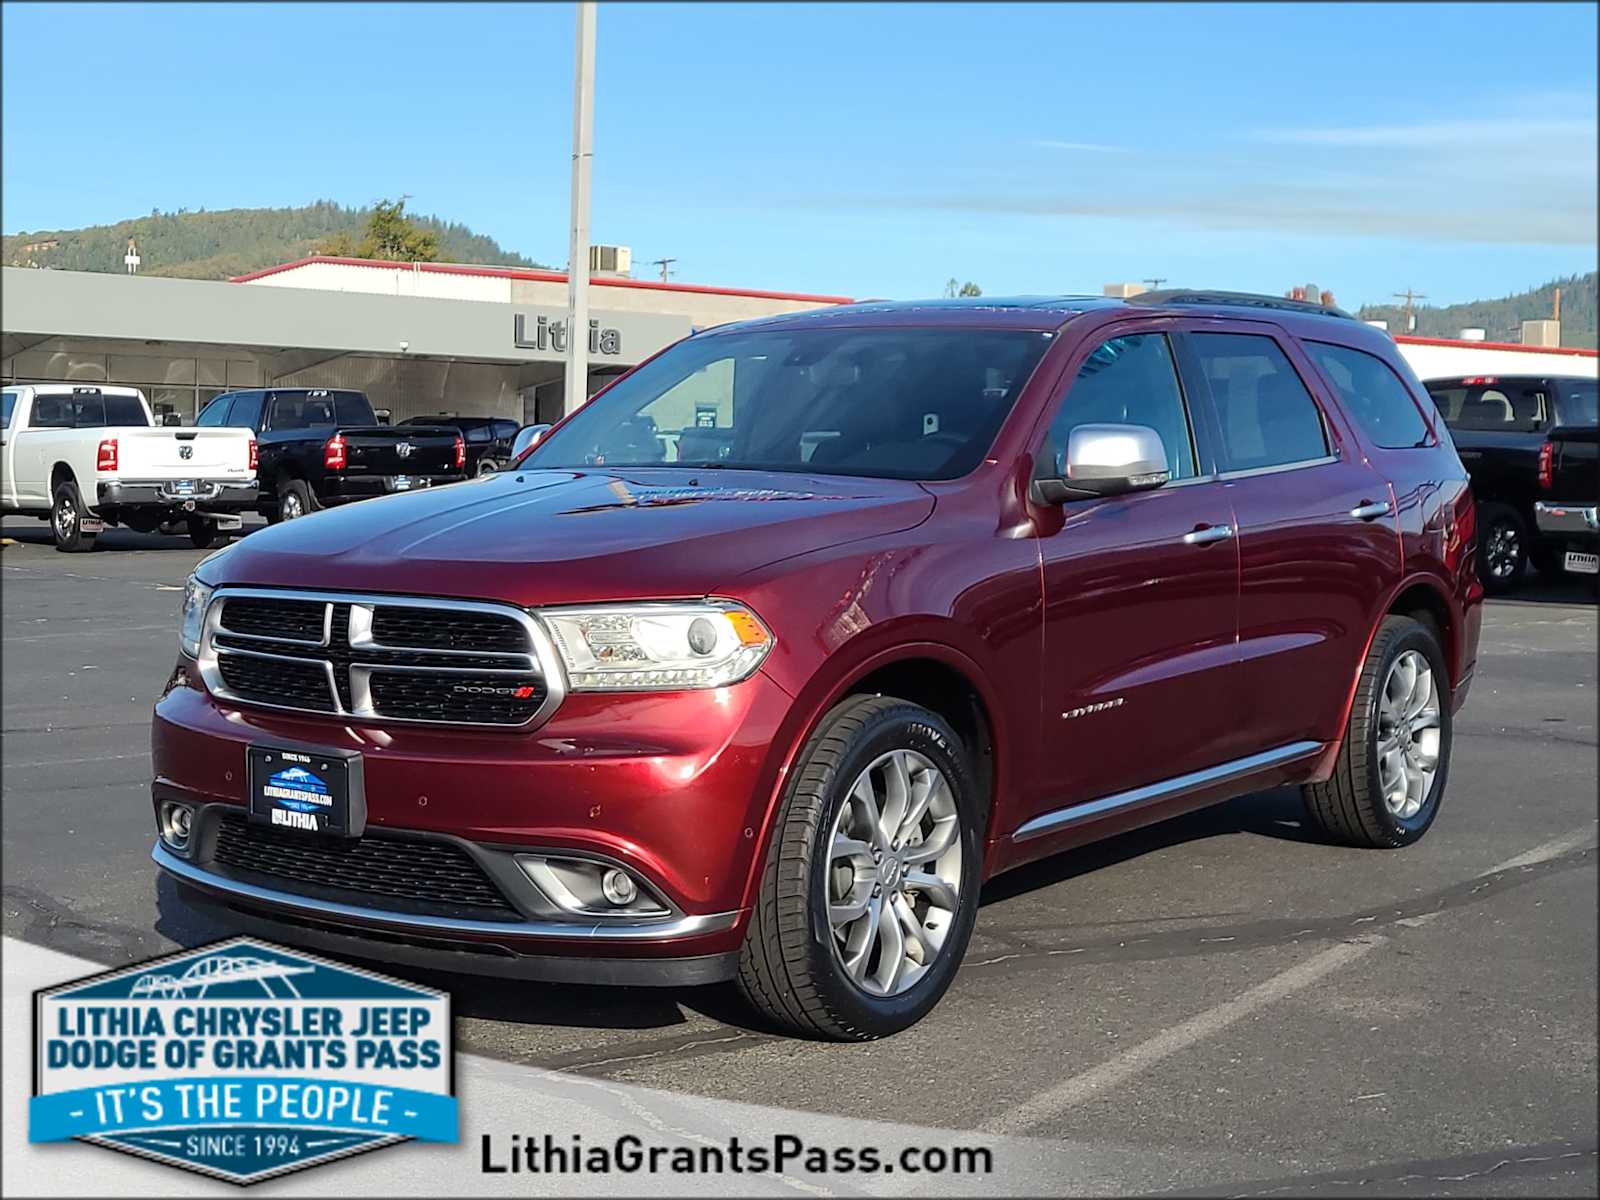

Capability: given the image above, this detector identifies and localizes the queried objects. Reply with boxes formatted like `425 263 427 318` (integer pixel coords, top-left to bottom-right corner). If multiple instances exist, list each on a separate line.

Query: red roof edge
229 255 854 305
1394 333 1597 358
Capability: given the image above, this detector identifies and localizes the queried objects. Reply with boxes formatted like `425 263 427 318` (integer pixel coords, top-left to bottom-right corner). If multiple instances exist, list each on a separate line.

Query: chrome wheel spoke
827 747 964 997
1376 650 1441 819
902 868 958 911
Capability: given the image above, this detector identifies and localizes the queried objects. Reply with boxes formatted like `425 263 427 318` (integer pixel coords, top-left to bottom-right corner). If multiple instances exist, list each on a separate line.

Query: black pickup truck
197 388 465 521
1426 375 1598 592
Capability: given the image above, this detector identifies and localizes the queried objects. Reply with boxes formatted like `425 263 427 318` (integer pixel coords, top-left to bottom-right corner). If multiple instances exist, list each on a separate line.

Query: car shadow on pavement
150 789 1324 1039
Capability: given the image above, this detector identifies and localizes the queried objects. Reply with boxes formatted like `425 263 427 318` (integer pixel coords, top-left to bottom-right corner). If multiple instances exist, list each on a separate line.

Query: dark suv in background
155 292 1481 1039
199 388 466 521
402 415 519 475
1426 375 1598 591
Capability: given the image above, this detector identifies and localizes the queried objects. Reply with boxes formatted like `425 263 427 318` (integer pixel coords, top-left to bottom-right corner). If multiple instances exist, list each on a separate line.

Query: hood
206 468 934 605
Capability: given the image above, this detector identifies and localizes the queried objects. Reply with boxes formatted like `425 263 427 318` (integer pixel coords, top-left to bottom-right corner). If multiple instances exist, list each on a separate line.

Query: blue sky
3 2 1595 308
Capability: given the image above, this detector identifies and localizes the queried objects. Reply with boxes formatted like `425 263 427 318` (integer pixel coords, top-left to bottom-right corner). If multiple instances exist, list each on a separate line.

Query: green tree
318 197 440 262
943 278 983 298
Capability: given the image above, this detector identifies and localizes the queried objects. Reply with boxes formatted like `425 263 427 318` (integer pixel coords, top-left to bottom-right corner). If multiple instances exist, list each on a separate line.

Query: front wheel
476 458 500 477
1302 615 1451 848
737 695 981 1040
51 480 98 553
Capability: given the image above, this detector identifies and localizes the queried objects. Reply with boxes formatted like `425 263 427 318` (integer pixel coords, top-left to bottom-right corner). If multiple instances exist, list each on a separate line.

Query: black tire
1302 615 1452 848
51 480 97 553
1476 502 1526 594
477 458 500 477
1529 541 1562 578
187 516 226 550
736 695 982 1040
276 478 313 522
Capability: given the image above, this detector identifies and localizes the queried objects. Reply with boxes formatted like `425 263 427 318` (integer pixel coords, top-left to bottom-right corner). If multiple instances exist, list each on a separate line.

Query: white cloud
1030 139 1131 154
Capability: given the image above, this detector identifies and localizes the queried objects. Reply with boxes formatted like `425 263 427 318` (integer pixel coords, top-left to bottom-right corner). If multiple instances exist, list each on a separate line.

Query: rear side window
228 392 264 429
1557 381 1597 427
1192 334 1328 471
494 420 519 441
464 423 491 443
1038 333 1197 481
1305 342 1431 448
270 393 335 430
196 397 233 426
333 393 373 425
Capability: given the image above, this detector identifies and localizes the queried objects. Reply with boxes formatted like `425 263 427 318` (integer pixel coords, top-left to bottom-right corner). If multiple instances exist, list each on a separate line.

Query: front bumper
98 478 258 510
151 665 793 974
1534 502 1599 539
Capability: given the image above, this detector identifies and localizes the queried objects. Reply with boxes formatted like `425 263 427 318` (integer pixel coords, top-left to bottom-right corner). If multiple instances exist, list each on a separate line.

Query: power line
1142 277 1166 291
1393 287 1427 332
651 257 677 283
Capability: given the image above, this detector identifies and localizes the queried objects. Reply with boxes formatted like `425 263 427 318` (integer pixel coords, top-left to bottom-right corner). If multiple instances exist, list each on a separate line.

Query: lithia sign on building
513 313 623 355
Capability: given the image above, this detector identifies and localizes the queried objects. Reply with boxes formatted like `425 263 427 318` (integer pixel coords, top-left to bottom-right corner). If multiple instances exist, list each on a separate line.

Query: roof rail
1128 290 1355 320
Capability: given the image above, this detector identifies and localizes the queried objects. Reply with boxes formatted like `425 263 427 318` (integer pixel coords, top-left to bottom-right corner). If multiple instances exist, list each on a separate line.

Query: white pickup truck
1 383 257 552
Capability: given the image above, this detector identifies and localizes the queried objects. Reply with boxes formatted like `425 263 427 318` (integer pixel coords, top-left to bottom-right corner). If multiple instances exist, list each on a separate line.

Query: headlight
537 601 773 691
178 575 215 659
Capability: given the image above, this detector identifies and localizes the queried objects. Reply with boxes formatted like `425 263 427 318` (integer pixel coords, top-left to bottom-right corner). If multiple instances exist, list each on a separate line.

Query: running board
1011 740 1325 843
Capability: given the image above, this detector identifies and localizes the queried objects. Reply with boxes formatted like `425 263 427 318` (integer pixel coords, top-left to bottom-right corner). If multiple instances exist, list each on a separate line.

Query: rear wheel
477 458 500 477
276 478 312 521
1302 615 1451 848
737 695 981 1040
1476 502 1526 593
51 480 97 553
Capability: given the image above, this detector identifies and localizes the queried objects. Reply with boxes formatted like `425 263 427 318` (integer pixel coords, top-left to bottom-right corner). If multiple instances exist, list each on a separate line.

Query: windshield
1559 381 1597 427
526 327 1054 481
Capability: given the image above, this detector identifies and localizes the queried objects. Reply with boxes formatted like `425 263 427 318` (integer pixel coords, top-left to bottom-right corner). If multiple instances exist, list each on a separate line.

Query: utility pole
651 257 676 283
563 1 597 419
1142 277 1166 291
1393 287 1426 333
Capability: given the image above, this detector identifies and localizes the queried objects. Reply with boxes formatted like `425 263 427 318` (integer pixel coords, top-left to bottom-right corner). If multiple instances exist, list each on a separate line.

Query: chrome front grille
198 588 566 728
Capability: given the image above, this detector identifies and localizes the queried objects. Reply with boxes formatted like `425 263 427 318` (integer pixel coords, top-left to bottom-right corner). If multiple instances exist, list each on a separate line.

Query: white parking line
980 936 1384 1136
3 625 172 642
1481 825 1598 876
4 752 150 769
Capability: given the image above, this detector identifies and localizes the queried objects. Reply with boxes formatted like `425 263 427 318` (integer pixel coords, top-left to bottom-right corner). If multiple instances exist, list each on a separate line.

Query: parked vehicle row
1425 374 1598 591
152 290 1482 1040
1 384 256 550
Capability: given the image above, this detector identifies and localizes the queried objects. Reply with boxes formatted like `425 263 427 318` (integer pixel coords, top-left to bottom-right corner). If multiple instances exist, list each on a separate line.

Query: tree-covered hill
1357 272 1597 350
3 201 549 279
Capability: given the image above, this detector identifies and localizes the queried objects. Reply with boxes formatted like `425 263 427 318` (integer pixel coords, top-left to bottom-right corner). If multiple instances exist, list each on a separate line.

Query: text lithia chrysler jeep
153 292 1482 1039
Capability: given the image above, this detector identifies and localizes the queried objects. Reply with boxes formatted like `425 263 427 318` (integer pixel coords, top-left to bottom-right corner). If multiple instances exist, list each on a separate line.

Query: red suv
153 292 1482 1039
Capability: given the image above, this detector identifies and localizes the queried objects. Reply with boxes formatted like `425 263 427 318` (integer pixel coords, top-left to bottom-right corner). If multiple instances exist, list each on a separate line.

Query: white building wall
1395 339 1598 381
245 260 512 303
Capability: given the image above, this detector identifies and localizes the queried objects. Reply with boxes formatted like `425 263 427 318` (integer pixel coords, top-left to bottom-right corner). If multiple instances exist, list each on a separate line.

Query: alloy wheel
1376 650 1440 819
281 493 304 519
826 749 962 997
54 496 76 541
1484 520 1520 580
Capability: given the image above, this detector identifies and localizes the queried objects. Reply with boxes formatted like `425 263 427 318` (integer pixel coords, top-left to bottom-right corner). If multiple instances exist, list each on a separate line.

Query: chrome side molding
1011 740 1325 842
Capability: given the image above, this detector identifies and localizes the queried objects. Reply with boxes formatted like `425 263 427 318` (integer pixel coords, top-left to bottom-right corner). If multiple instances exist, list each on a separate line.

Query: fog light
601 868 638 906
159 802 194 851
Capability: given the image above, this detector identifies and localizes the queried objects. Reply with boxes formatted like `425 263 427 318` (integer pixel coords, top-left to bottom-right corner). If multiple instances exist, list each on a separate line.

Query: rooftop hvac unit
1458 328 1486 342
589 245 632 276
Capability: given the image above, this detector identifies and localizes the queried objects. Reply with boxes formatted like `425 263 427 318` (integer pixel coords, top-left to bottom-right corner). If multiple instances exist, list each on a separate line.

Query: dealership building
0 257 852 425
2 260 1594 427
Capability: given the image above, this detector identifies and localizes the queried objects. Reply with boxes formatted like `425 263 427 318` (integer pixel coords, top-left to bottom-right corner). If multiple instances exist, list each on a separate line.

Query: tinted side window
1306 342 1431 449
197 397 234 426
1555 381 1596 427
1037 333 1197 481
228 392 264 429
494 420 519 441
1192 333 1328 471
464 423 491 443
2 391 17 429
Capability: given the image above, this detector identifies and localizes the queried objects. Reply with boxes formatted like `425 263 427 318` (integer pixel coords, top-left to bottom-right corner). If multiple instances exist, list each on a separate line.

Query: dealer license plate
1564 551 1599 575
247 746 360 836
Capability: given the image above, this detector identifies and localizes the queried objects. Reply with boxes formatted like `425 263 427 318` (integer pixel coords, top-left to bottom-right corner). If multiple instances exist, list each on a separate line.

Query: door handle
1181 523 1235 546
1350 500 1392 521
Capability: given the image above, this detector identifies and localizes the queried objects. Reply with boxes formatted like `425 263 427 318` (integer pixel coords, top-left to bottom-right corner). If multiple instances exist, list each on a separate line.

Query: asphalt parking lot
3 515 1596 1196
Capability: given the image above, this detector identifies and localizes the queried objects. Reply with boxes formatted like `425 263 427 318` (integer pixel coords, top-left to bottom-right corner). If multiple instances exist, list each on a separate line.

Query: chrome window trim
197 586 568 730
1012 740 1324 842
1216 454 1338 482
154 844 738 941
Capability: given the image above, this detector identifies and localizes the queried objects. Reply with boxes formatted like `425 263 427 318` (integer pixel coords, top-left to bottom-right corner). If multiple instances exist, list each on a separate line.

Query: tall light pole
563 1 597 418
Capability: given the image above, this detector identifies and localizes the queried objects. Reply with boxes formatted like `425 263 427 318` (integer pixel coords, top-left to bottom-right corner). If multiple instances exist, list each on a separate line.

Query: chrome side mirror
1036 423 1170 504
511 423 553 462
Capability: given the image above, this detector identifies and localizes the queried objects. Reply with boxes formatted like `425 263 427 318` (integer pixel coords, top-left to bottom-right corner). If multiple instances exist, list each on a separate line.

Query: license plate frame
167 479 197 498
246 745 366 837
390 475 414 491
1564 550 1599 576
